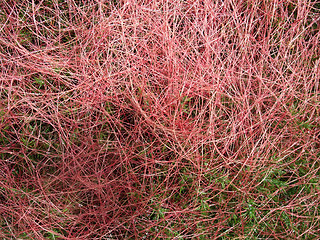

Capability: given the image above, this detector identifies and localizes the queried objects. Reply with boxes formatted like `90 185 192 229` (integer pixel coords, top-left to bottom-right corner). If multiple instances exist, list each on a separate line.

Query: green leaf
34 77 44 88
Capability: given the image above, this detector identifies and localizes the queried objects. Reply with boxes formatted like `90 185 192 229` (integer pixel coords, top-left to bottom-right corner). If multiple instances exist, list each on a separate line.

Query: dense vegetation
0 0 319 239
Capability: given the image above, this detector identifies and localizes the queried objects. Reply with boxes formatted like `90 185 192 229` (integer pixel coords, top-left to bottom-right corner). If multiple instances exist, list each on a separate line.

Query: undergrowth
0 0 319 239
